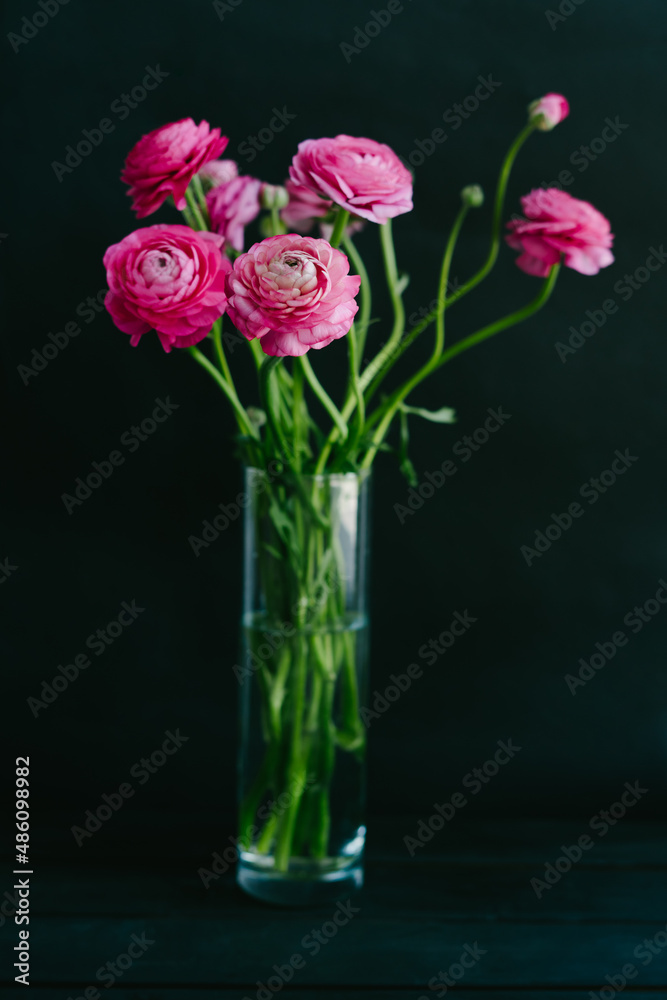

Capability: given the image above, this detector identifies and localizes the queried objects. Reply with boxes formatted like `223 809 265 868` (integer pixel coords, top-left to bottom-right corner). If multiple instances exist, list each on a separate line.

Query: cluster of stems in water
238 472 366 869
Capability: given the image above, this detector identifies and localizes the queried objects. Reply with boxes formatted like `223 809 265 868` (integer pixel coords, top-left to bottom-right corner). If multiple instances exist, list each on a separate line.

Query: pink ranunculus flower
104 224 231 352
528 93 570 131
289 135 413 224
206 175 263 252
505 189 614 277
198 158 239 188
281 179 365 240
225 234 361 357
121 119 228 218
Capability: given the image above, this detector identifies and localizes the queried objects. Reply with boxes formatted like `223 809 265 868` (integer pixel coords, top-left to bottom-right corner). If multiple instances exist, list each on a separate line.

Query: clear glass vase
235 466 371 905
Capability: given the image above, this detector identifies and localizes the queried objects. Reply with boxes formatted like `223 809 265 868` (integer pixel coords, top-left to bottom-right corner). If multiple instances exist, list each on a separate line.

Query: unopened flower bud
461 184 484 208
261 184 289 210
528 93 570 131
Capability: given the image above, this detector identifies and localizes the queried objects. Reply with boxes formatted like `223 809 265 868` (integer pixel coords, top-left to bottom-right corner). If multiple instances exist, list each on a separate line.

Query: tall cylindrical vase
236 467 371 905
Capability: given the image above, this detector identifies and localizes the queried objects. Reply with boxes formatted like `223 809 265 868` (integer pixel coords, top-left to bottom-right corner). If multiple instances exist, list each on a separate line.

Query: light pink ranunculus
206 175 263 252
104 224 231 352
281 180 365 239
225 234 361 357
506 189 614 277
289 135 413 224
121 119 228 218
528 93 570 131
198 158 239 188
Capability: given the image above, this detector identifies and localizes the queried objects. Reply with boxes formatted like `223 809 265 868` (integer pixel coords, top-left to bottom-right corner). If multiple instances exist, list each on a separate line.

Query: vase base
236 860 363 907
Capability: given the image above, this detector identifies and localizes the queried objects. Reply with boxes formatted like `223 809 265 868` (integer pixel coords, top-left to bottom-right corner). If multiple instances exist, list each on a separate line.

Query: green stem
328 208 350 249
358 123 537 402
360 202 468 467
185 185 208 231
315 220 404 473
361 264 560 470
435 263 560 370
192 174 212 228
299 355 348 448
342 234 371 366
188 346 258 440
446 123 535 305
212 318 235 386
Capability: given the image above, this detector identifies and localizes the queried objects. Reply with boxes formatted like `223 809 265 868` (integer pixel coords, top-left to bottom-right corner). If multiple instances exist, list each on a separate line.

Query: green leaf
398 408 418 487
400 404 457 424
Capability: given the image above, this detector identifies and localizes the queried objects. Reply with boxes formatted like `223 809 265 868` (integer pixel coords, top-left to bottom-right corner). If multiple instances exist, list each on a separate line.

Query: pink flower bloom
198 158 239 188
528 93 570 131
289 135 413 224
104 224 231 352
225 234 361 357
506 189 614 277
281 179 365 239
121 119 228 218
206 175 263 252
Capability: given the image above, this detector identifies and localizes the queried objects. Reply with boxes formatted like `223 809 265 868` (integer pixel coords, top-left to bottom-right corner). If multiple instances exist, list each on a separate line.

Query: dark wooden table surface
3 817 666 997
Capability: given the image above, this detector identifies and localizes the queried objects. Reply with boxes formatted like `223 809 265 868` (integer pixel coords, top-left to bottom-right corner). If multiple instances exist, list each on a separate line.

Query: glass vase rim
243 465 372 485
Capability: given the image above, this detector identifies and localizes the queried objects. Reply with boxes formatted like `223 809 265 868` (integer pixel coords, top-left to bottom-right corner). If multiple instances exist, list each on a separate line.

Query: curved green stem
298 356 348 451
359 123 537 402
329 208 350 249
188 346 258 439
212 319 234 386
361 264 560 470
435 263 560 370
446 123 535 305
185 185 208 232
342 234 371 366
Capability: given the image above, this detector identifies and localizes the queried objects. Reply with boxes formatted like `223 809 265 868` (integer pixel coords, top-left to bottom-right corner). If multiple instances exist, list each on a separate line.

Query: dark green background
1 0 664 867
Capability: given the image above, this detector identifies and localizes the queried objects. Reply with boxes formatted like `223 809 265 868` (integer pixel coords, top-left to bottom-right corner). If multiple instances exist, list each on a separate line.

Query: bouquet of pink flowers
103 92 614 902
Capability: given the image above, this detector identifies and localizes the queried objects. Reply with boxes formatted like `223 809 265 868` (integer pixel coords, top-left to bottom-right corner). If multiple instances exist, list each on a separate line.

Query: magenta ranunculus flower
528 93 570 131
289 135 413 224
104 224 231 352
198 158 239 188
121 119 228 218
225 234 361 357
506 189 614 277
206 175 263 252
